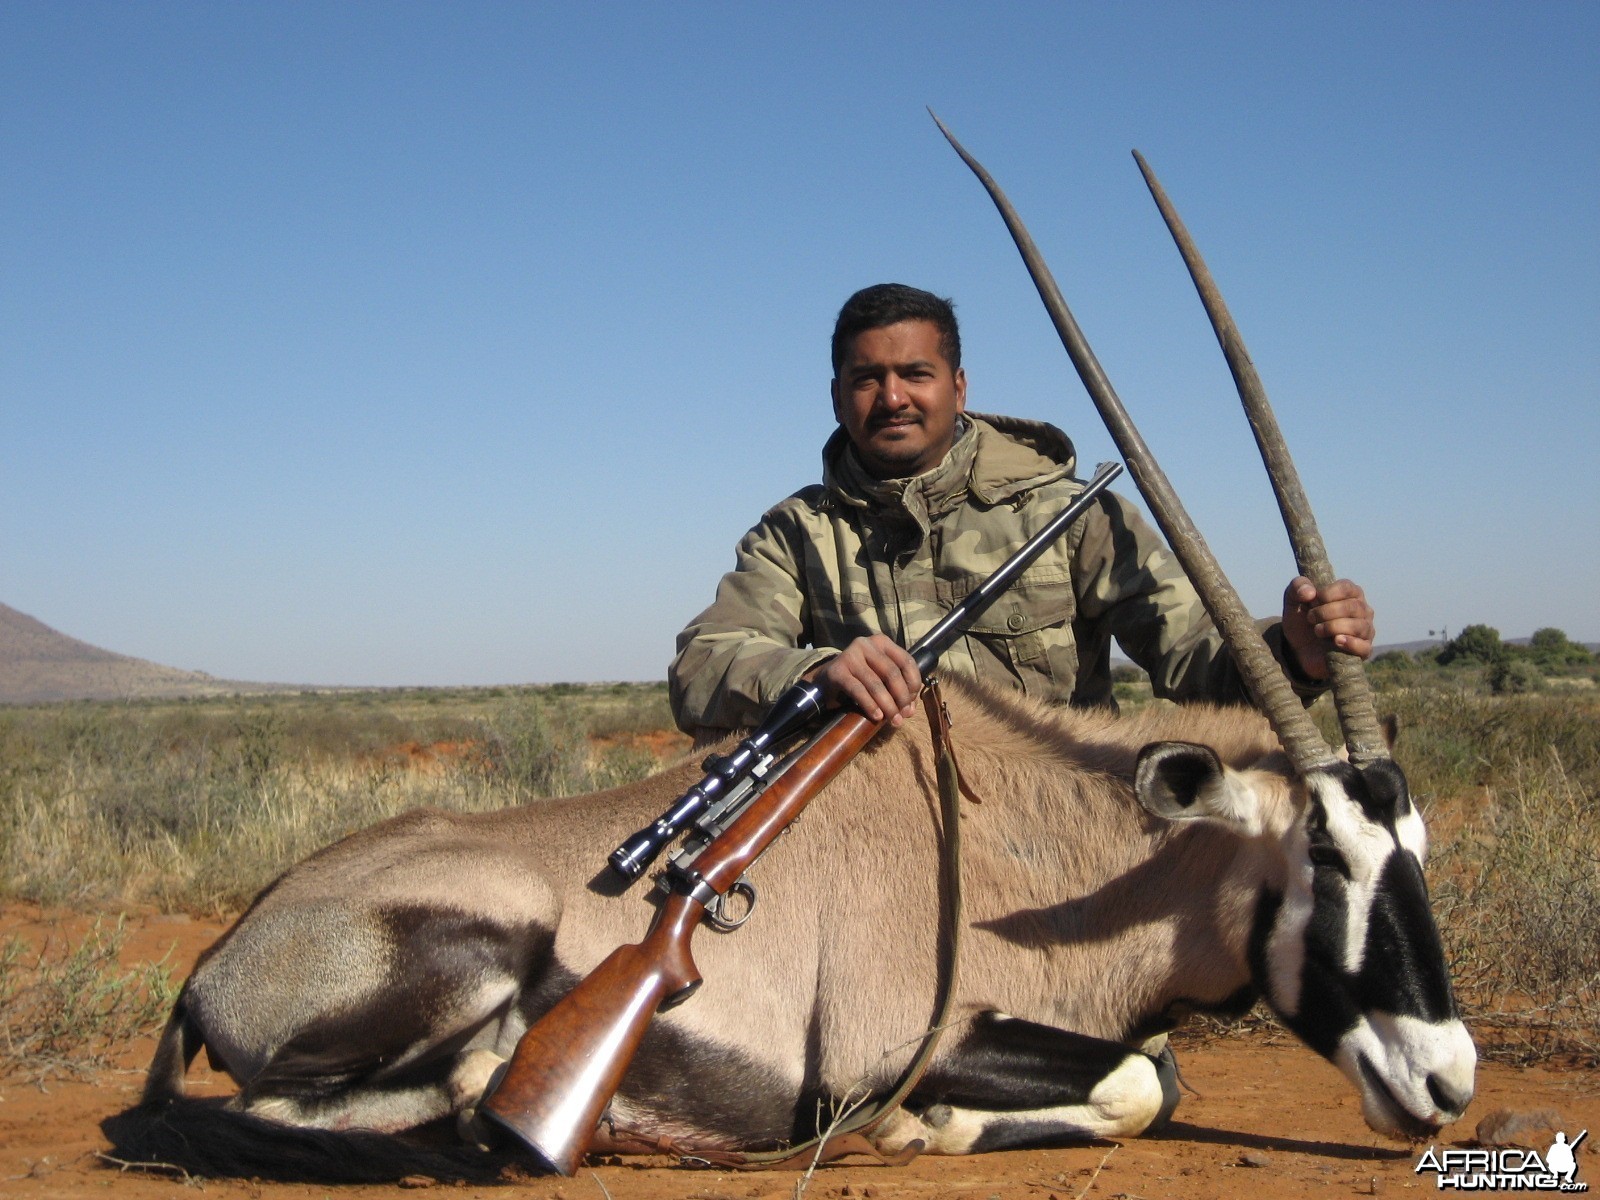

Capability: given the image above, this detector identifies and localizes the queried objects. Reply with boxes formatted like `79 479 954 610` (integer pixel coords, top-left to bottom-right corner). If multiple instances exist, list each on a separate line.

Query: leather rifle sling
670 677 970 1171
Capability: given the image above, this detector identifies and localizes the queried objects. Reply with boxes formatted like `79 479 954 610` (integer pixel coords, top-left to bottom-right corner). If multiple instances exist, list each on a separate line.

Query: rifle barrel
910 460 1121 674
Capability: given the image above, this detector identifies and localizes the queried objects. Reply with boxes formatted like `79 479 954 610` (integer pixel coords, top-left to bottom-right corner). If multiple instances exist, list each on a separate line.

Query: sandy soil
2 905 1594 1200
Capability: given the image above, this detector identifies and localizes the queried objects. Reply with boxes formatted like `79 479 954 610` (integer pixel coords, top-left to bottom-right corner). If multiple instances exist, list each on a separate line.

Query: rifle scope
607 680 824 880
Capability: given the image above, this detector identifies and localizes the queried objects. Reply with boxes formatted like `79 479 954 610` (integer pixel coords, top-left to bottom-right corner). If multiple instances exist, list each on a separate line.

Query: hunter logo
1415 1131 1588 1191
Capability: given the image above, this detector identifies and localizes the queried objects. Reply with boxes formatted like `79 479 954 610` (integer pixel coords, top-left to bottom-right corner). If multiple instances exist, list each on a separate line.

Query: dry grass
1374 689 1599 1061
0 685 679 1076
1427 746 1599 1063
0 684 676 915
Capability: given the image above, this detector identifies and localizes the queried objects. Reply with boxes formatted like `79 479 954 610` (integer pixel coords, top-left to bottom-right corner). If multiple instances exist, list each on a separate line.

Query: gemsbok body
112 130 1475 1181
119 681 1471 1180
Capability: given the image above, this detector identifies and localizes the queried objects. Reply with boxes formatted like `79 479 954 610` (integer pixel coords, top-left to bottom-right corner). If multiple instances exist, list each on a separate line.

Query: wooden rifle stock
480 709 881 1175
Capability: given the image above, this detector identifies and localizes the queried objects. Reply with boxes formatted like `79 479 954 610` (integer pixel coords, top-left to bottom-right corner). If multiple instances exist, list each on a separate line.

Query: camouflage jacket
669 413 1317 734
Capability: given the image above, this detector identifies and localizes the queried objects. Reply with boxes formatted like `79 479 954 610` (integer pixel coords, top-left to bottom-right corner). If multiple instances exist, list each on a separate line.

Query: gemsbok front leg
870 1012 1179 1155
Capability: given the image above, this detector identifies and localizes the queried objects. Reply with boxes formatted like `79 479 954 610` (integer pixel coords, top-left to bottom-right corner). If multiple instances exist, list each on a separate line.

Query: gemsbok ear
1134 742 1262 835
1380 713 1399 751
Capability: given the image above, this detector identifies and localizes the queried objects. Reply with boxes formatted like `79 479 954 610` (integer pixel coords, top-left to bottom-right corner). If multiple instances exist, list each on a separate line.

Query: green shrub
1529 627 1595 671
1438 623 1506 666
1488 658 1544 695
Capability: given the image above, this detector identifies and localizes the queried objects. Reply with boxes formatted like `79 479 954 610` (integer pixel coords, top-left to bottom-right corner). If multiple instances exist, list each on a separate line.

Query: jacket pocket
959 576 1079 697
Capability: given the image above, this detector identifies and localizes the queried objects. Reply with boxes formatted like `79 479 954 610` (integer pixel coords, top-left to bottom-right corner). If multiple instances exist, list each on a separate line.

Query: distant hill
1377 639 1447 657
0 603 288 705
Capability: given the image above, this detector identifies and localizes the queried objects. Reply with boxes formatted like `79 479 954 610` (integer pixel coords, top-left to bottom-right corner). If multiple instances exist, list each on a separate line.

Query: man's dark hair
830 283 961 376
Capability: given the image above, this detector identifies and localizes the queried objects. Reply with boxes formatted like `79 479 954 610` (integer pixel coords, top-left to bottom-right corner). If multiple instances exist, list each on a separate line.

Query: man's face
831 320 967 479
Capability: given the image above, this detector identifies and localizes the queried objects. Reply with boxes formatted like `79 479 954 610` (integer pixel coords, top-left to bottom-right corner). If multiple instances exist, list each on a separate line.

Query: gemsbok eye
1308 844 1350 876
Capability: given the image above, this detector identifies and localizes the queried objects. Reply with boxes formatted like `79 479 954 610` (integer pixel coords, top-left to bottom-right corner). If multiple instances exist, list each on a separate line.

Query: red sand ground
1 904 1594 1200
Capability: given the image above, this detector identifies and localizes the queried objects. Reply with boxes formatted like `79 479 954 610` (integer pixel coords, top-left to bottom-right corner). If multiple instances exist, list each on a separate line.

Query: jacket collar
822 413 1078 534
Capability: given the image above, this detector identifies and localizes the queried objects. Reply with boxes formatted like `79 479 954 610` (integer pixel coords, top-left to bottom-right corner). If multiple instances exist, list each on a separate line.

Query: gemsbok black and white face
1276 761 1475 1138
1137 745 1476 1138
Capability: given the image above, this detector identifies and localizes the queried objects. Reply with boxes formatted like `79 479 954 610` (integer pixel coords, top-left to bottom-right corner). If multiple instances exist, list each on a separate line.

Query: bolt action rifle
479 460 1124 1175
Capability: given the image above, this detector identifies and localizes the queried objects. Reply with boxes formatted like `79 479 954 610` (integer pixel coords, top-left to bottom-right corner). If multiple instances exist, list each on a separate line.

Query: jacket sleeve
669 504 838 735
1070 490 1324 705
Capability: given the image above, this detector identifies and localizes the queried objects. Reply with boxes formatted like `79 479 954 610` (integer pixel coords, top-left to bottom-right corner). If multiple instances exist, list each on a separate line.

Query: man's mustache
868 413 922 430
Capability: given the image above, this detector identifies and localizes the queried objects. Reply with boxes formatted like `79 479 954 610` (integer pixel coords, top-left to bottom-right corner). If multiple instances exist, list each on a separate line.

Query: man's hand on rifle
804 634 922 726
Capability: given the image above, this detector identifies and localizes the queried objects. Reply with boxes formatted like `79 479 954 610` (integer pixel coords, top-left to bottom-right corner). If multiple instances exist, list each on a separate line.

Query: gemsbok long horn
1130 150 1389 766
929 110 1338 775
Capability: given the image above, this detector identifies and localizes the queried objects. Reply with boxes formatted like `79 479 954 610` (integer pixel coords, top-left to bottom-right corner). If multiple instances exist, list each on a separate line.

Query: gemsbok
109 134 1476 1182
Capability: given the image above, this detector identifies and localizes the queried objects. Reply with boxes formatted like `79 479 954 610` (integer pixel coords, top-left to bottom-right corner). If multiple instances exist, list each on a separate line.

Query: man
670 283 1374 738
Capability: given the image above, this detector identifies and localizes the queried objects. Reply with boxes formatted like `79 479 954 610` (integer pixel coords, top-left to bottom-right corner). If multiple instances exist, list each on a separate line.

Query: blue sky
4 2 1596 686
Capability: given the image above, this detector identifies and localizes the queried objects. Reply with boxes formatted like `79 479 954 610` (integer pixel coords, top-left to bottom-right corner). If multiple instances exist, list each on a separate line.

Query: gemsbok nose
1427 1072 1473 1121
